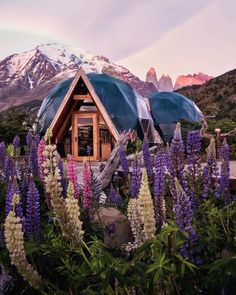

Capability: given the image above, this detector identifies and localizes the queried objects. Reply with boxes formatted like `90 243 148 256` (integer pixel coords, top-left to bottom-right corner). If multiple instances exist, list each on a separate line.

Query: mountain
145 67 173 92
174 72 213 90
176 69 236 120
0 43 156 112
146 67 158 89
158 74 173 92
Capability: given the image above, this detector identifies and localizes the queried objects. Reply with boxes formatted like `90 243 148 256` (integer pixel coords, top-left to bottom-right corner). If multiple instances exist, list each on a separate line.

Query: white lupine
4 194 42 289
138 170 156 241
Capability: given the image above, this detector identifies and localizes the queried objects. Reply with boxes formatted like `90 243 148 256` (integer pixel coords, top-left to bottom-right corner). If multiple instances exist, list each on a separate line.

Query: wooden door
72 112 99 161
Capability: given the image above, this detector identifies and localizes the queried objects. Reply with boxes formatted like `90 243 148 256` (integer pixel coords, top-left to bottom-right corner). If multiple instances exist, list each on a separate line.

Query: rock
174 72 213 90
94 207 133 248
146 67 158 89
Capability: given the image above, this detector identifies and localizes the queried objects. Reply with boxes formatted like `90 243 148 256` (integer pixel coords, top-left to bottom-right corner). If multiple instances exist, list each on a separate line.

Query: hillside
177 69 236 120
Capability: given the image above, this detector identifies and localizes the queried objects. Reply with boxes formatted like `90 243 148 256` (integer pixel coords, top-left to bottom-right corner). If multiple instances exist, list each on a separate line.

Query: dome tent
148 92 204 140
37 73 161 143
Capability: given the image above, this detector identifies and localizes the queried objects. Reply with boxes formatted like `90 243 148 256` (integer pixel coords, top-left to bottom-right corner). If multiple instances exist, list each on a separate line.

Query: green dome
148 91 204 140
37 73 155 140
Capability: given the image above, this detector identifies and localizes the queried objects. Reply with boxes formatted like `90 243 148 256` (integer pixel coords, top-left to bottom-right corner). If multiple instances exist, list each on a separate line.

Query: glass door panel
77 117 93 157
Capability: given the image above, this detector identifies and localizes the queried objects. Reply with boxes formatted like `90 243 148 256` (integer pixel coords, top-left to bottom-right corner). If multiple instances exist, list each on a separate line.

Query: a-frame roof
49 67 120 142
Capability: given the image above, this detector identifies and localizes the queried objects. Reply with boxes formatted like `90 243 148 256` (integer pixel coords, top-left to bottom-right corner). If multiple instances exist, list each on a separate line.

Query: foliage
0 124 236 294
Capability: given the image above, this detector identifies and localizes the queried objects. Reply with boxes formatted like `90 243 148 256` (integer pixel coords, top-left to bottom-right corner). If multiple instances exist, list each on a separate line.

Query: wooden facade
49 68 120 161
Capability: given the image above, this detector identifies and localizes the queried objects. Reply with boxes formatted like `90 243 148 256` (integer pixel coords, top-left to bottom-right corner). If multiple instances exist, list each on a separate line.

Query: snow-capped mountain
0 43 156 111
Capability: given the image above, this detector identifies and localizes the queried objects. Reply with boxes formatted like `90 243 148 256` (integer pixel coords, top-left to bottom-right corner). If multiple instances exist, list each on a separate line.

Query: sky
0 0 236 81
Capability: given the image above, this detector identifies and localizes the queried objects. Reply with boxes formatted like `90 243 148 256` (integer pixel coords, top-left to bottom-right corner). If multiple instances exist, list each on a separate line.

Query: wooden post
215 128 221 160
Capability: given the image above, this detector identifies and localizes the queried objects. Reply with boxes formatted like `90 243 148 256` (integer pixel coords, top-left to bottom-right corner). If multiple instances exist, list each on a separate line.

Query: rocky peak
158 74 173 92
146 67 158 89
174 72 213 90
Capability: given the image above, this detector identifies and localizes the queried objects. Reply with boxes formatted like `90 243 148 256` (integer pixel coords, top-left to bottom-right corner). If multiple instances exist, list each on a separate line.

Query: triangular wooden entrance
49 67 120 161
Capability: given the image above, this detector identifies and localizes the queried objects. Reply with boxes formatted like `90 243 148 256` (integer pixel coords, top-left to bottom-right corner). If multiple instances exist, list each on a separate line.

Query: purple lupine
26 175 40 239
169 123 186 186
130 158 141 198
109 184 122 206
0 141 5 169
186 131 202 209
142 141 153 178
173 178 196 258
169 123 187 204
202 138 220 199
5 177 24 223
154 149 167 227
58 159 67 197
4 156 14 181
26 130 33 148
13 135 20 155
34 134 41 145
218 138 230 204
29 141 39 176
21 173 29 197
119 146 129 176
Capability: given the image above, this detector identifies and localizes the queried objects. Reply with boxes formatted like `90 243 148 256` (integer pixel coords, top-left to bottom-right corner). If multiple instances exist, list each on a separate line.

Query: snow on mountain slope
0 43 156 104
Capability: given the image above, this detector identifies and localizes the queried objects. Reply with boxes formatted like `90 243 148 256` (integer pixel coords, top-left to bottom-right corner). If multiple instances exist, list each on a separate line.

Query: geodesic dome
37 73 161 142
148 91 204 140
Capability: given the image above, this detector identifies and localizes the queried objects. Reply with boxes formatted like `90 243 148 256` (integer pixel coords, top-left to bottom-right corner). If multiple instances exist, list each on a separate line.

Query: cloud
0 0 213 60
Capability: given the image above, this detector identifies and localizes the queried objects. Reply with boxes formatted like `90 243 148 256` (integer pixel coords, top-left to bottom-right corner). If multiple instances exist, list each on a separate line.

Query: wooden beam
73 94 92 101
56 101 77 142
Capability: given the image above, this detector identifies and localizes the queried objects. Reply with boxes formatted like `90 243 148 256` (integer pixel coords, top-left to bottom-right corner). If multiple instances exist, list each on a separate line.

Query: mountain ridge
0 43 157 112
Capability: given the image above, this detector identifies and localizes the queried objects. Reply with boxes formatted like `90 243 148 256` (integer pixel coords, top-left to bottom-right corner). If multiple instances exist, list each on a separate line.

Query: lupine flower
202 138 220 199
5 176 24 223
142 141 153 178
218 138 230 204
0 141 6 169
21 173 29 196
0 142 6 182
65 182 84 241
26 175 40 239
4 156 14 181
169 123 186 190
67 155 79 198
127 198 143 247
119 146 129 176
13 135 20 156
4 194 42 289
173 178 196 258
37 138 47 181
130 157 141 198
138 170 156 240
108 184 122 205
186 131 202 209
34 134 41 145
43 133 83 246
82 161 93 213
154 149 167 227
29 141 39 176
26 131 33 149
58 159 67 197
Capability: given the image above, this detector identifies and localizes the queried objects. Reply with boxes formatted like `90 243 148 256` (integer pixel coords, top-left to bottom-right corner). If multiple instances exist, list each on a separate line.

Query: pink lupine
67 155 80 198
